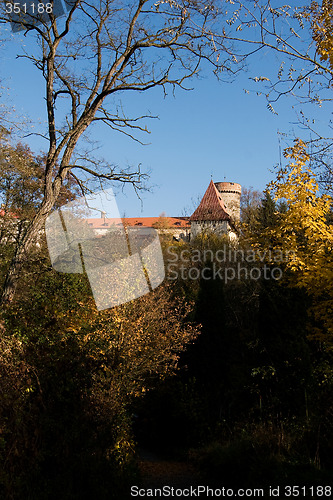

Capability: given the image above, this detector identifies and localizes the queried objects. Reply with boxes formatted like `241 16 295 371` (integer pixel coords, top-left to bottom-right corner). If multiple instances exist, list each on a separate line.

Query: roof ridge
189 180 230 221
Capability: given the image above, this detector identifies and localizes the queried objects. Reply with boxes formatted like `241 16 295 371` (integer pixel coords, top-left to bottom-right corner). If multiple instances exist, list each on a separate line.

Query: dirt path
137 448 200 489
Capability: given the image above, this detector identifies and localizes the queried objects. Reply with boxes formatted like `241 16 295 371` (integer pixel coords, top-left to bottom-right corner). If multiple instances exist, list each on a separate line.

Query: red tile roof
0 209 19 218
189 180 230 221
86 216 190 229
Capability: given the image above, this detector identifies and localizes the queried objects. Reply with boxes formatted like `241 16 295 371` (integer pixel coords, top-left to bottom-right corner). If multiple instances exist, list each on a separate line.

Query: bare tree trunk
1 0 244 305
1 195 56 306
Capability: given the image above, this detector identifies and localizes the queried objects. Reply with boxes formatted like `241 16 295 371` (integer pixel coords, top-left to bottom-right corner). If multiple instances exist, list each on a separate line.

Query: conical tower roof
189 180 231 221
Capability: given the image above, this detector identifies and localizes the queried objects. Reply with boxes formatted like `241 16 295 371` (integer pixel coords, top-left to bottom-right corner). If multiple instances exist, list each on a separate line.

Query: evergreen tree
257 190 278 229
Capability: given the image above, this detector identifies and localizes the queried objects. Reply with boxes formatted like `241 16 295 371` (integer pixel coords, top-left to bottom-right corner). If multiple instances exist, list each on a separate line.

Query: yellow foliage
265 139 333 343
310 0 333 70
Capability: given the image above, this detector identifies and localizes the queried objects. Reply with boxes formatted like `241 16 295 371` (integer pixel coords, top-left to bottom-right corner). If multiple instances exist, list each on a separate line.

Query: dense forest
0 132 332 498
1 0 333 498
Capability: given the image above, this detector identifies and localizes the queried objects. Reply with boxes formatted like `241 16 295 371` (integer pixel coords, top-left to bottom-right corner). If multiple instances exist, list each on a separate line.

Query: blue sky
0 7 330 218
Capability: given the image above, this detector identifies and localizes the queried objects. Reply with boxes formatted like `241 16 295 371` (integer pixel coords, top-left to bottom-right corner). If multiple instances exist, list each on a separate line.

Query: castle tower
189 180 231 237
214 182 241 222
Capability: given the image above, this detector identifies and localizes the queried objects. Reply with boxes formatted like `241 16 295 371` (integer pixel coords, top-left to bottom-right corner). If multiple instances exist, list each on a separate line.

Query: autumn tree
0 254 199 496
241 187 288 244
0 131 77 221
0 0 249 304
0 131 79 291
220 1 333 192
220 0 333 106
310 0 333 70
2 1 333 303
257 139 333 344
307 0 333 192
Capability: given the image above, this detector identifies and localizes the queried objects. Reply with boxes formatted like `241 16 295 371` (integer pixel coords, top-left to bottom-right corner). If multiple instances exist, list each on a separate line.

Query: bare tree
219 0 333 189
1 0 332 303
240 186 262 227
0 0 244 304
217 1 333 105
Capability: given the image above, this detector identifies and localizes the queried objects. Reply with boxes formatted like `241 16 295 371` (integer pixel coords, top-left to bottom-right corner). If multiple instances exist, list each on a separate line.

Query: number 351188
5 3 53 14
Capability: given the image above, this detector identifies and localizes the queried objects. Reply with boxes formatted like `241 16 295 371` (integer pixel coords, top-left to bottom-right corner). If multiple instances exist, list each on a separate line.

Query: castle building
214 181 242 222
189 180 241 239
0 182 240 243
86 216 190 240
83 180 241 241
